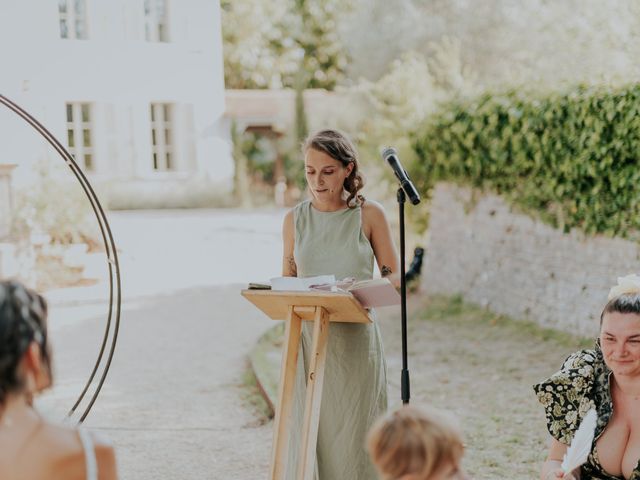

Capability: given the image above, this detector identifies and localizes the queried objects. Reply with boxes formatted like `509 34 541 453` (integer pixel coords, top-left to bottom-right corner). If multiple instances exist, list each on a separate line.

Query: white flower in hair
608 274 640 300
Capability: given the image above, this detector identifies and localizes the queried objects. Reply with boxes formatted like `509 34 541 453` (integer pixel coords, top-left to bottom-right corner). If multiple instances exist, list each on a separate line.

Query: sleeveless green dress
285 200 388 480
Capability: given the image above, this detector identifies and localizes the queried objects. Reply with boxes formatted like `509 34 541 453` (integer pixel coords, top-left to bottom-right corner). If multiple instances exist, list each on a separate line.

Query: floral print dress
533 347 640 480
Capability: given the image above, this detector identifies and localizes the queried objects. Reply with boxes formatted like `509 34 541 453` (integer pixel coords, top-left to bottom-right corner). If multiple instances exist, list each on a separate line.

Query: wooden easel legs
297 307 329 480
270 306 302 479
270 306 330 480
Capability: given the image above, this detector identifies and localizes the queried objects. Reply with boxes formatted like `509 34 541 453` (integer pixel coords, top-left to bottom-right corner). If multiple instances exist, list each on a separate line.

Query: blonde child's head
367 405 468 480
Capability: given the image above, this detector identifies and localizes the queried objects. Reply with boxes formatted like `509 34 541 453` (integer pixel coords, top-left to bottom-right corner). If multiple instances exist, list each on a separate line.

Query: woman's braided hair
0 280 49 404
303 129 365 208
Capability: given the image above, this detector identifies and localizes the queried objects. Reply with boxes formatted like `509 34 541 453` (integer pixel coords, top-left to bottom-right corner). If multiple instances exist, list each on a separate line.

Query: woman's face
304 148 353 204
600 311 640 377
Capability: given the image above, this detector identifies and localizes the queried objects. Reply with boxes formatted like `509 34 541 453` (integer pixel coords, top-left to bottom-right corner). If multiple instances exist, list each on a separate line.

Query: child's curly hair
367 405 465 480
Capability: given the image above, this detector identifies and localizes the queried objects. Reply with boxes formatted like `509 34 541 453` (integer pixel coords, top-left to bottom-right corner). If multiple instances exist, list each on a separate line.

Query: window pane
84 154 93 170
81 104 90 122
74 0 85 14
83 129 91 147
58 0 67 13
66 104 73 122
150 103 174 171
60 19 69 38
158 24 167 42
75 19 85 39
67 129 74 147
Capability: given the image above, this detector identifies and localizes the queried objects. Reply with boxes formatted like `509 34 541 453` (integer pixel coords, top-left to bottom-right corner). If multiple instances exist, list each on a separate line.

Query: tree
340 0 640 92
221 0 353 90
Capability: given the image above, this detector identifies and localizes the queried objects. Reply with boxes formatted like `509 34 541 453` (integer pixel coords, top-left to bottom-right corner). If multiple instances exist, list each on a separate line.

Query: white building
0 0 231 208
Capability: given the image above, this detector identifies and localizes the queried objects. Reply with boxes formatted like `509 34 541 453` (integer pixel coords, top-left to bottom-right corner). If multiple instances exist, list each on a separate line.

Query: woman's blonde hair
367 405 464 480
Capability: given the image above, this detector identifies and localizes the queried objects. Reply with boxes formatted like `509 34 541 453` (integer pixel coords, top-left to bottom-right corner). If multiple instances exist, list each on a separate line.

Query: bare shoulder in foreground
2 421 117 480
49 424 117 480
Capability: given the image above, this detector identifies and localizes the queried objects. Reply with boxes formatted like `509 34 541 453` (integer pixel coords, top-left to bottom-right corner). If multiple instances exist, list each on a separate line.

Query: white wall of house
0 0 231 204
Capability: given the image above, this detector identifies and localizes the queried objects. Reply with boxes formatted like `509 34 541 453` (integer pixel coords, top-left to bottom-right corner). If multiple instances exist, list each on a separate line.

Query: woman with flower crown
534 274 640 480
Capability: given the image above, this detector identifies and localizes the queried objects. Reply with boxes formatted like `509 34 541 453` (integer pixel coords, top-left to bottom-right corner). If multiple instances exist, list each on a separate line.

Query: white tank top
78 429 98 480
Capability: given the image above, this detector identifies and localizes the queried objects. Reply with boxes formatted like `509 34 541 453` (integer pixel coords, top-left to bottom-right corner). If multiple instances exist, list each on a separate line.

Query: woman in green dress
282 129 399 479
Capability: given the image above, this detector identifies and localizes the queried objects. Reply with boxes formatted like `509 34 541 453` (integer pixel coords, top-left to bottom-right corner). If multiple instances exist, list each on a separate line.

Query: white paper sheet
270 275 336 291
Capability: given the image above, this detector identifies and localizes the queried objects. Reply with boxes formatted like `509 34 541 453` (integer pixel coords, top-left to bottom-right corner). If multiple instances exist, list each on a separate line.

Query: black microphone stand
397 188 410 404
383 146 419 405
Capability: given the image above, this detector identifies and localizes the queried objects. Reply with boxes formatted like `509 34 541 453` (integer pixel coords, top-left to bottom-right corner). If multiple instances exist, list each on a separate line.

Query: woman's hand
385 271 401 289
542 438 580 480
545 468 580 480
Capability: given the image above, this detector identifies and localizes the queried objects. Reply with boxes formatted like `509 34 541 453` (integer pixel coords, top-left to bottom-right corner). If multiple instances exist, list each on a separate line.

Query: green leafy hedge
410 84 640 237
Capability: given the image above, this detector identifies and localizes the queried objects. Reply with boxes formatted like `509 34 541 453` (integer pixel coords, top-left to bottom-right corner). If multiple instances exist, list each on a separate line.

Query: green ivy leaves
410 84 640 239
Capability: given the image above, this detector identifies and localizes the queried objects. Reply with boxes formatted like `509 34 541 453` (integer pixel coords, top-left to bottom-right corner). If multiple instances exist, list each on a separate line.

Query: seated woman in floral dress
534 274 640 480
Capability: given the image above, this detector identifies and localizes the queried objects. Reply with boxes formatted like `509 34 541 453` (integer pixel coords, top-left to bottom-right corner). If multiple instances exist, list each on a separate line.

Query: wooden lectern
241 290 371 480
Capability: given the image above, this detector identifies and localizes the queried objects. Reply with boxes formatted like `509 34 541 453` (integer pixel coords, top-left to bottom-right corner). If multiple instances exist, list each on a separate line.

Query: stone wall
422 183 640 337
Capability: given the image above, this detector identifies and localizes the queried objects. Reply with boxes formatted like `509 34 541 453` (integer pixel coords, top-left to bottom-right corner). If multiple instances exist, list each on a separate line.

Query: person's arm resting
282 210 297 277
541 437 580 480
364 202 399 286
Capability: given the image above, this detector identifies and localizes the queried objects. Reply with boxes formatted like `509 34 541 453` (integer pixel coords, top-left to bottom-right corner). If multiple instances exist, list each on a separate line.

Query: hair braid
0 281 49 405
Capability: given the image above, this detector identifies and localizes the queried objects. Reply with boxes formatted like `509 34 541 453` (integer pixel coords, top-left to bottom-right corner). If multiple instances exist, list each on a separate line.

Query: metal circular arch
0 94 122 423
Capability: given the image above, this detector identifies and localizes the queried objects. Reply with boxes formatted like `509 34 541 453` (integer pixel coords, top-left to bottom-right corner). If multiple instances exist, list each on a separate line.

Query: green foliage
221 0 353 90
236 132 278 183
283 147 306 191
11 166 99 247
231 128 306 193
231 121 252 207
411 84 640 238
355 48 476 230
295 80 308 145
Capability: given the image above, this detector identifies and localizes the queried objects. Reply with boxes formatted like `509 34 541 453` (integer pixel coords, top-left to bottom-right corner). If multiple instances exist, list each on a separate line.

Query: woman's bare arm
362 202 400 286
282 210 297 277
541 437 579 480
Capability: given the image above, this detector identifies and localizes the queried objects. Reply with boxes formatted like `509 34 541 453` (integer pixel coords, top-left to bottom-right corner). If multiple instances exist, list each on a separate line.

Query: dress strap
78 428 98 480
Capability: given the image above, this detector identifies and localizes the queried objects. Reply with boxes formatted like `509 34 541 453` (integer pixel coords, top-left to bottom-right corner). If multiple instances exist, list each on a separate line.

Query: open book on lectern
267 275 401 308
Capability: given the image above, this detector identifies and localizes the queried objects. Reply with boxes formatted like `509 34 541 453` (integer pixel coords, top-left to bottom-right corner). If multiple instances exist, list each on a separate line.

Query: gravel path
38 209 286 479
99 285 274 479
376 294 590 479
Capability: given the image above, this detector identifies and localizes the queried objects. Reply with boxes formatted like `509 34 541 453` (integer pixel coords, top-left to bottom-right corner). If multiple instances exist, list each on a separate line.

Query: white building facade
0 0 231 208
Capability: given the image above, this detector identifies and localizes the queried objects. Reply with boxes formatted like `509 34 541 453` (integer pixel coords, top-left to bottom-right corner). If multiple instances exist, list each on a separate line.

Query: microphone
382 147 421 205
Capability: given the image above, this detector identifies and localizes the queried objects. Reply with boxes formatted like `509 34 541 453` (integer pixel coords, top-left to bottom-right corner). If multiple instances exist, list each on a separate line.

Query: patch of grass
247 322 285 419
260 322 285 348
240 361 273 424
421 294 593 349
